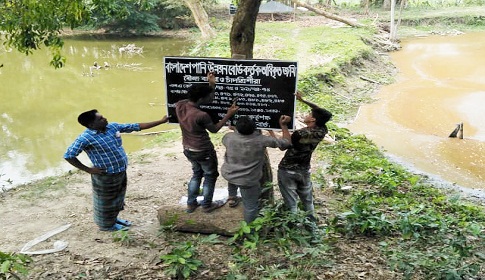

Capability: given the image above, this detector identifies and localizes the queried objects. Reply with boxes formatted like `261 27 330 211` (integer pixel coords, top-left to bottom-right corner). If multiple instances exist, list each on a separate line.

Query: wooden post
449 123 460 138
449 122 464 139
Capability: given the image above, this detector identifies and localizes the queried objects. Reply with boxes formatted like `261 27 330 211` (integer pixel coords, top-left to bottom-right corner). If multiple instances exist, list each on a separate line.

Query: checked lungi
91 171 127 230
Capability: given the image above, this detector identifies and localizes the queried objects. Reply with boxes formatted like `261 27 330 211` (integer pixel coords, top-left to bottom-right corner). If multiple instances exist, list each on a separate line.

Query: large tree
0 0 91 68
183 0 216 39
0 0 185 68
229 0 262 59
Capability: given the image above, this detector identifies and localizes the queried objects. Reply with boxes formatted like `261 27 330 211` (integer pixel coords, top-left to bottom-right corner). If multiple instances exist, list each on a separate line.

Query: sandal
227 196 241 208
202 200 226 213
116 218 132 227
100 223 129 232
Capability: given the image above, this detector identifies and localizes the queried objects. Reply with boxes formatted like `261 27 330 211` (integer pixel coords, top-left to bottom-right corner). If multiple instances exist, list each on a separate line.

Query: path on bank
0 133 289 278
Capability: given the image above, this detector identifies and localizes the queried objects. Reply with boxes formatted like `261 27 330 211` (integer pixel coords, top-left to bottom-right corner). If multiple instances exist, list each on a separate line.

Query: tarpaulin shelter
259 1 294 14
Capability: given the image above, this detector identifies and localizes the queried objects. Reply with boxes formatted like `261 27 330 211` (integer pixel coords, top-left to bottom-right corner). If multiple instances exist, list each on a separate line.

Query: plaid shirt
64 123 140 173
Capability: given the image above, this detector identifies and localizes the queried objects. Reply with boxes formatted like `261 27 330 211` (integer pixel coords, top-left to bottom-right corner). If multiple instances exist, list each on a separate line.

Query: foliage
151 129 182 147
160 241 203 279
18 176 69 200
89 0 162 35
227 203 332 279
153 0 194 29
0 0 194 67
0 0 90 67
0 251 31 279
112 230 133 246
317 125 485 277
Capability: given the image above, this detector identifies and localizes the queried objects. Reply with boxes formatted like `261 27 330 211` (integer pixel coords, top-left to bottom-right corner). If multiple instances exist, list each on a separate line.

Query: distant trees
0 0 398 67
0 0 195 68
89 0 162 35
0 0 90 67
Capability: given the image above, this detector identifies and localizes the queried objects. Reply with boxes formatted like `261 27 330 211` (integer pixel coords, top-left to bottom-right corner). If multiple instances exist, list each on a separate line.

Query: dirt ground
3 11 484 280
0 132 292 279
0 131 407 280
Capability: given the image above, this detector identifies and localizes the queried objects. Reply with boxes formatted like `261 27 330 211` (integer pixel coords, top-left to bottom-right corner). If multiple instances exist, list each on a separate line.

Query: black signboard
164 56 298 129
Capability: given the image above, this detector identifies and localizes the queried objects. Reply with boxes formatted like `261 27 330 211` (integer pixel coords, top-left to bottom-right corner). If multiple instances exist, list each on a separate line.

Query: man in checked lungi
64 110 169 231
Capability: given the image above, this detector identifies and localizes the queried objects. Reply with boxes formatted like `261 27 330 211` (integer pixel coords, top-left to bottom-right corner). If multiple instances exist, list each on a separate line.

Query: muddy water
0 37 190 188
348 32 485 191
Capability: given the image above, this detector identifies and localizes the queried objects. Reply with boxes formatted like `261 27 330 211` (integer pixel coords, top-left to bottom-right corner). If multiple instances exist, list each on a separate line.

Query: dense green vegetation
161 6 485 279
2 2 485 279
0 251 31 280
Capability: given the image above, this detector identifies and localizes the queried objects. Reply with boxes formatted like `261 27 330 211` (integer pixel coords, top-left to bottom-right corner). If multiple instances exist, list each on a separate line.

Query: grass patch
318 125 485 278
17 175 71 200
186 12 485 278
151 129 182 146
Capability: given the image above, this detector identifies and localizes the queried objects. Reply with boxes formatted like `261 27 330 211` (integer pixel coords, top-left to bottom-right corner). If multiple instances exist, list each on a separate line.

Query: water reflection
348 32 485 190
0 36 190 188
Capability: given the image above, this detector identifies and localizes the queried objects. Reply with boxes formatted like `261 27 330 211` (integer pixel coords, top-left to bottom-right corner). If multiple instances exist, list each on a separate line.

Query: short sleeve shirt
175 99 215 151
278 126 327 171
64 122 140 173
221 131 291 186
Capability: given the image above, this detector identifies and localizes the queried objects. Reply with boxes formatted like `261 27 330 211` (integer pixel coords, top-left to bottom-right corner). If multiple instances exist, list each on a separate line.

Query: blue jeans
229 183 261 223
277 168 314 216
183 149 219 208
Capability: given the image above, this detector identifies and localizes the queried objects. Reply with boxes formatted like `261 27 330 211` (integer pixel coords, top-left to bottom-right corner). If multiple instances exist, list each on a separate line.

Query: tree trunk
230 0 263 59
391 0 406 41
157 204 243 236
259 150 275 206
382 0 392 10
362 0 370 15
291 0 364 28
390 0 395 40
183 0 216 39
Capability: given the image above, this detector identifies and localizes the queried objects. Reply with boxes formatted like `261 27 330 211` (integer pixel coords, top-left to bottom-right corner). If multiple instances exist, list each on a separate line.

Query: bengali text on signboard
164 56 298 129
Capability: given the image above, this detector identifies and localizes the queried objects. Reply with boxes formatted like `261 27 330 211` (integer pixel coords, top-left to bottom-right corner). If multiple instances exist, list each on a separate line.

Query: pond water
348 32 485 191
3 32 485 193
0 36 191 188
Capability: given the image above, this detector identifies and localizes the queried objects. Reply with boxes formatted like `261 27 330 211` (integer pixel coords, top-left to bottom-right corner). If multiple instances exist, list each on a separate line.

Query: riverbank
2 7 485 279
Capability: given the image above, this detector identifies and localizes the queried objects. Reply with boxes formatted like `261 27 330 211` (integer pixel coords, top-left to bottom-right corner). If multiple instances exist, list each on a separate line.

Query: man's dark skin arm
207 71 216 102
65 158 105 174
296 91 320 109
139 115 169 130
279 115 292 142
65 115 169 174
206 102 239 133
197 71 239 133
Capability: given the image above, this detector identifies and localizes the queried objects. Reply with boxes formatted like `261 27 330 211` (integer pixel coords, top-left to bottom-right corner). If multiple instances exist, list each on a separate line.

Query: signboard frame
164 56 298 130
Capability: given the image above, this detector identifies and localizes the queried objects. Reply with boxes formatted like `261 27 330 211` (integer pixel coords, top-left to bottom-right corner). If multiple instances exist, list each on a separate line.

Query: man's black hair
78 109 98 127
312 107 332 127
188 84 213 102
235 116 256 135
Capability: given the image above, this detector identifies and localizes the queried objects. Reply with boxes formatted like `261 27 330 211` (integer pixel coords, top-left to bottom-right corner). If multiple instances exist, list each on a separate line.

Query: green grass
184 11 485 278
17 175 71 200
151 129 182 146
318 125 485 278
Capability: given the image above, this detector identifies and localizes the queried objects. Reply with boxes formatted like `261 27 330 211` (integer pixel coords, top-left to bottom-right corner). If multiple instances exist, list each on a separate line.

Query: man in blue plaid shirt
64 109 168 231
